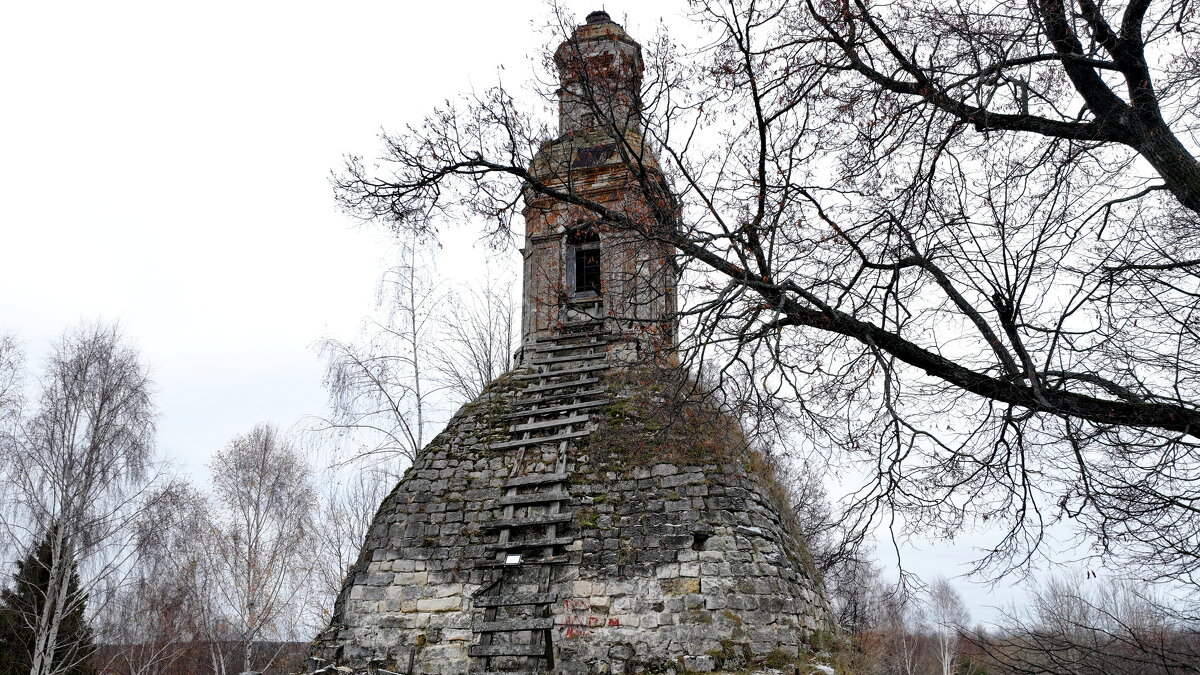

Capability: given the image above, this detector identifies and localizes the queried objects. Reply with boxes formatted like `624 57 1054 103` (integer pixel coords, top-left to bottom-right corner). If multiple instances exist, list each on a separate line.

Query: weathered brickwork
519 13 677 354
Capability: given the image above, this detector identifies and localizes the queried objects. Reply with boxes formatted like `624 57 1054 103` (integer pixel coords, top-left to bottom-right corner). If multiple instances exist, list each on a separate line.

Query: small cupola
553 10 644 136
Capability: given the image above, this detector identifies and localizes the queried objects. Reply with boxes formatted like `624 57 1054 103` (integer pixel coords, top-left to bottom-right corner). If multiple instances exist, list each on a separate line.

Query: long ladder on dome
468 330 612 674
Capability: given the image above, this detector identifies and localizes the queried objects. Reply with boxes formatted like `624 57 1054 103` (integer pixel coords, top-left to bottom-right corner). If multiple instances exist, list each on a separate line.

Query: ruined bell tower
520 10 676 360
312 12 828 675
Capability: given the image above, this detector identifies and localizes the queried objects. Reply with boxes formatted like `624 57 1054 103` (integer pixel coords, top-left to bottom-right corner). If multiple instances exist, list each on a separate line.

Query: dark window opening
575 248 601 296
568 230 601 298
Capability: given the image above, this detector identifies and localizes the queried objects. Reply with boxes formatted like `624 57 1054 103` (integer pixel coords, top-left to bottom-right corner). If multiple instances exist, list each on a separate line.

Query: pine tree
0 529 95 675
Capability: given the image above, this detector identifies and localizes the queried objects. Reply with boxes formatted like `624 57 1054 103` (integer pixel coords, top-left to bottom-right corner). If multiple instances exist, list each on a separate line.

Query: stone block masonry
311 355 829 674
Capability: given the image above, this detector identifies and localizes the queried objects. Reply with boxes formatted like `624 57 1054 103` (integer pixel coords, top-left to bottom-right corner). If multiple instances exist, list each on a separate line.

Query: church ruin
311 11 829 673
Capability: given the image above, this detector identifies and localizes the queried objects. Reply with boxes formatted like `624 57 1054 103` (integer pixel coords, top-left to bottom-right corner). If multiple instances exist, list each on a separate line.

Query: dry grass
586 364 751 466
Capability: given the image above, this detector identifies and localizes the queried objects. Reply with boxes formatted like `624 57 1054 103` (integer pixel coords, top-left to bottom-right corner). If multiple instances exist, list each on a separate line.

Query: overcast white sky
0 0 1038 622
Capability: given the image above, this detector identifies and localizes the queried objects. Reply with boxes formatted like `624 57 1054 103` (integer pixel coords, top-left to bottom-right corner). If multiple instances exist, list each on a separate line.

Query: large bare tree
330 0 1200 599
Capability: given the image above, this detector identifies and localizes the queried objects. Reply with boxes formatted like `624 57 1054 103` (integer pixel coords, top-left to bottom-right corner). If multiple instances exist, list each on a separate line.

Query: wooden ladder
468 332 611 674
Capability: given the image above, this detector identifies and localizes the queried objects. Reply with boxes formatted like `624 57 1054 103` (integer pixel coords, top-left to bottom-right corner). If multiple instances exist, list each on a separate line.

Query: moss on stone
585 364 750 467
576 506 600 529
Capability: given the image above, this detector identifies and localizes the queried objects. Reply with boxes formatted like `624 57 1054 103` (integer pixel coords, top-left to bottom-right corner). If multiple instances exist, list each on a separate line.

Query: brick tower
519 10 676 360
311 12 828 675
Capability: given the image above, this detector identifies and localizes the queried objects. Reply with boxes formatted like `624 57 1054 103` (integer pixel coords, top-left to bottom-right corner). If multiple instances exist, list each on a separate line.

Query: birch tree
203 423 315 675
0 335 21 571
91 482 211 675
430 274 518 405
0 527 94 675
927 577 969 675
0 323 155 675
310 467 391 619
316 239 444 467
0 334 19 429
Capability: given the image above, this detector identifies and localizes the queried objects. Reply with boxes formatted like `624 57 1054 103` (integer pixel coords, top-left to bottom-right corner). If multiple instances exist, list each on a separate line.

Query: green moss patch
585 365 751 466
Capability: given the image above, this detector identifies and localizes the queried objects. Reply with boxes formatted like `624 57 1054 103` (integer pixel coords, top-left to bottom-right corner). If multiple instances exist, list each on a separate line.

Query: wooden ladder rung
515 363 609 380
472 592 558 607
489 430 589 451
497 492 568 506
500 399 609 420
535 330 611 343
482 513 573 530
472 618 555 633
508 415 589 434
471 554 571 568
532 340 608 353
468 643 549 657
504 472 568 488
510 388 607 407
518 377 600 394
486 536 575 551
529 352 606 365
